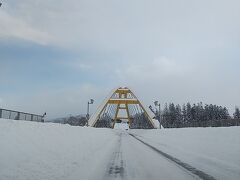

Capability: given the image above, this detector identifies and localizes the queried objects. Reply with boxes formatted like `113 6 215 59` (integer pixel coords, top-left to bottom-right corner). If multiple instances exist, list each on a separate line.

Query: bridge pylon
88 87 156 129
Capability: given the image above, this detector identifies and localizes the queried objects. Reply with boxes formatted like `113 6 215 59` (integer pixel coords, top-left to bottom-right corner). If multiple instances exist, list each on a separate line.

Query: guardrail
0 108 46 122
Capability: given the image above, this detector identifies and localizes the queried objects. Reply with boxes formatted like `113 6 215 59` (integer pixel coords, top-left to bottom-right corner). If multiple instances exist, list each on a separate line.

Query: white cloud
65 61 92 71
0 11 52 45
150 56 191 76
116 56 192 82
2 0 240 50
77 64 92 70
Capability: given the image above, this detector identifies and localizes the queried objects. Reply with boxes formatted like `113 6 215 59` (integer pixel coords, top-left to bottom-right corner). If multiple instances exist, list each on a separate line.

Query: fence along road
0 108 45 122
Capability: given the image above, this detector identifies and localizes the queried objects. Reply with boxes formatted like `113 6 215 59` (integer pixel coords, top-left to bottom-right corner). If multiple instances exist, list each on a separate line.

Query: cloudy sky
0 0 240 119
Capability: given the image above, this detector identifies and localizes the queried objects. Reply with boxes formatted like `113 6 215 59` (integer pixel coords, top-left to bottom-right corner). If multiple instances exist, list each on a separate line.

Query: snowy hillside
0 119 240 180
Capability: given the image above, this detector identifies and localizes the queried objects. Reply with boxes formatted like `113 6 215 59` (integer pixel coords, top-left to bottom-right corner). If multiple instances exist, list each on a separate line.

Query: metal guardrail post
15 112 20 120
9 111 11 119
0 109 2 118
41 116 44 122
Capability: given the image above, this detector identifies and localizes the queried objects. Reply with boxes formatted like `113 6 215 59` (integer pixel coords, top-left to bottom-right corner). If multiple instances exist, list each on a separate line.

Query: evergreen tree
234 107 240 119
186 102 192 122
169 103 176 125
204 104 209 121
182 104 187 122
191 104 197 121
175 104 182 126
160 101 231 127
162 103 169 125
197 102 205 121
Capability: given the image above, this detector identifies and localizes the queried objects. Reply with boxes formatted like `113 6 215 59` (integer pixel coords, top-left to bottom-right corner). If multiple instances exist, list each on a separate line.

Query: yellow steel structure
108 99 139 104
89 87 156 129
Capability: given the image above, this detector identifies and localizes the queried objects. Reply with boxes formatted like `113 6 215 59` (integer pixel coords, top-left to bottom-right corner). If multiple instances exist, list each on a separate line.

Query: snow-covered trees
64 116 87 126
233 107 240 119
161 102 230 127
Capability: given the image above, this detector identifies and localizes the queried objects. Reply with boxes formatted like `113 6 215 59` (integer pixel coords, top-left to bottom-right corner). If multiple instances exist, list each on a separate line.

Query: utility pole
86 99 94 126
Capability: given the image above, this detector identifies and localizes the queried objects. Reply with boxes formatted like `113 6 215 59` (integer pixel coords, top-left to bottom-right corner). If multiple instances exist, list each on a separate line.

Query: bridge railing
0 108 45 122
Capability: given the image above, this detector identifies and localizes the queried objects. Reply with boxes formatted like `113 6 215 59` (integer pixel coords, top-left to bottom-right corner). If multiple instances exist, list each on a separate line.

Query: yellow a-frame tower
89 87 156 129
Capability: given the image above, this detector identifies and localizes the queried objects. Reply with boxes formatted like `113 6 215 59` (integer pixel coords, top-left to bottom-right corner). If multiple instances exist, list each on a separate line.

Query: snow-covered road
0 119 240 180
104 130 204 180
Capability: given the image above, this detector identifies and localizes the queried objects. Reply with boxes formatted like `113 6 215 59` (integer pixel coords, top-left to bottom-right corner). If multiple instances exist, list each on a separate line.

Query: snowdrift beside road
0 119 118 180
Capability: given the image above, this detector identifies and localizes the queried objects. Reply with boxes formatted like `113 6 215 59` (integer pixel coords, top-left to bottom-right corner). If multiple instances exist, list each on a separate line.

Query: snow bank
0 119 117 180
131 127 240 180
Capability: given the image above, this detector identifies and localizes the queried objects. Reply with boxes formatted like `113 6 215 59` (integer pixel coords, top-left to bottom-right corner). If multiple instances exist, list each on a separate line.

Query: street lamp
41 112 47 122
86 99 94 126
149 101 161 129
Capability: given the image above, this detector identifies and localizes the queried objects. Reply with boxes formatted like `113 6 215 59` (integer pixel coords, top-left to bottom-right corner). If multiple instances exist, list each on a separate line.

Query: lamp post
41 112 47 122
86 99 94 126
149 101 161 129
154 101 161 129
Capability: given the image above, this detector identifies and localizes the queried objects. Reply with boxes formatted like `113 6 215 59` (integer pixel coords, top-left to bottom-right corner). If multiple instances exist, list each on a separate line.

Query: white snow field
0 119 240 180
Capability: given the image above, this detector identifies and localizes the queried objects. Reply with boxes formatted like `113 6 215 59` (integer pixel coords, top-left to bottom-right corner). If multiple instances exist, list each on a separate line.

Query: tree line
161 102 240 127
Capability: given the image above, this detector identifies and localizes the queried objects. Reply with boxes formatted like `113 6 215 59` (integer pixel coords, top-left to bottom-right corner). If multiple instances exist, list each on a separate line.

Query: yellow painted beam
108 99 139 104
115 89 131 94
116 117 129 119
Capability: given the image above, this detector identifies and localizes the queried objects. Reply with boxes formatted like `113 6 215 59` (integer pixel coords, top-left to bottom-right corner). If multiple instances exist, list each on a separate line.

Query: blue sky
0 0 240 119
0 41 115 90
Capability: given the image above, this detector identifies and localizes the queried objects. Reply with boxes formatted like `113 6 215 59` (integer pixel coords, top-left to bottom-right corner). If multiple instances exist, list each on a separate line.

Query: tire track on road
129 133 216 180
103 132 126 180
